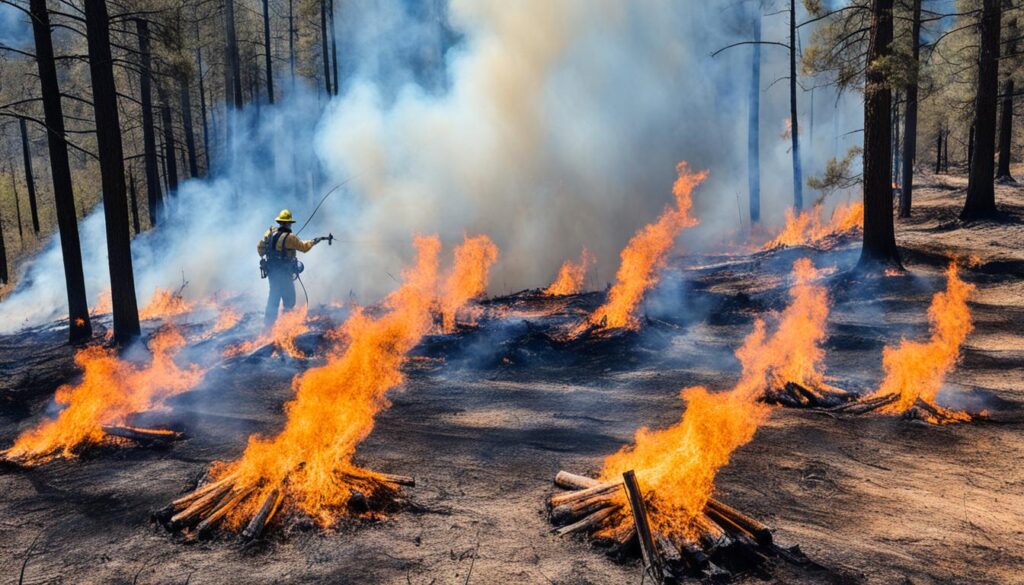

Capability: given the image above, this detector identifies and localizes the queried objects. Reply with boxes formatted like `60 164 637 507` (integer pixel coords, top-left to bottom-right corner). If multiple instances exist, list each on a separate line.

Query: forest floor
1 173 1022 584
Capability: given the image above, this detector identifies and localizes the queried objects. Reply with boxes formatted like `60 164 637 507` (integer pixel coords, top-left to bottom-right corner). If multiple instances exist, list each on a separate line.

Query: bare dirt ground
1 174 1022 584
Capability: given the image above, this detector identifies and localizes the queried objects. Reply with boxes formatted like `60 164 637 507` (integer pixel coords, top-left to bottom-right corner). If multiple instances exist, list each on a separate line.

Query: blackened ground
1 175 1022 584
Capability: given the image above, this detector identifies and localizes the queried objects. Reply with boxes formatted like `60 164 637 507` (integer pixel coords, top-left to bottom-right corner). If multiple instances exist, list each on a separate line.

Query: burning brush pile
156 234 500 541
570 162 706 339
547 259 830 581
830 263 980 425
762 201 863 251
1 326 205 466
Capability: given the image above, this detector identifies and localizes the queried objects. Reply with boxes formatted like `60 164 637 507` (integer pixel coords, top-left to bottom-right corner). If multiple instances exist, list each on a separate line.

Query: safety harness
260 228 302 278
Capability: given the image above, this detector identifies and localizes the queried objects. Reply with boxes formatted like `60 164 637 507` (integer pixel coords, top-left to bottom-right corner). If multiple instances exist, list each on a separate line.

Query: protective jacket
257 227 315 261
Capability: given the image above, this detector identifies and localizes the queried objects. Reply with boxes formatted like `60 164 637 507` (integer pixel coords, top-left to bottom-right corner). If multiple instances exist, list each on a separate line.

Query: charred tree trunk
128 169 141 235
968 122 975 174
160 97 179 194
84 0 141 343
18 119 40 233
997 4 1017 182
892 91 901 187
858 0 902 270
30 0 91 341
748 1 762 224
226 0 244 109
289 0 296 88
789 0 803 210
196 33 211 173
178 75 199 178
262 0 275 104
944 127 949 171
320 0 332 95
136 18 163 226
963 0 1002 220
936 127 943 173
900 1 919 219
0 203 7 285
329 0 339 95
9 166 24 245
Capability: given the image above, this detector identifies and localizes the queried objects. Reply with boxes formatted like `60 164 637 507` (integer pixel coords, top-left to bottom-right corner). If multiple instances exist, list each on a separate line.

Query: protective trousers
264 268 297 326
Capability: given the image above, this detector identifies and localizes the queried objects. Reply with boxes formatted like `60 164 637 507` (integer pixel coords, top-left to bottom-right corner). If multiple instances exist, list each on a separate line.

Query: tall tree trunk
891 91 901 187
0 201 7 285
289 0 296 89
997 4 1017 181
19 119 40 233
789 0 803 209
262 0 275 103
943 127 949 171
9 164 24 246
30 0 91 341
858 0 902 270
178 75 199 178
936 127 943 173
160 97 179 194
748 1 762 224
226 0 243 109
968 122 975 174
321 0 332 95
329 0 339 95
136 18 163 226
963 0 1003 219
84 0 141 343
196 38 211 173
899 0 922 217
128 169 141 235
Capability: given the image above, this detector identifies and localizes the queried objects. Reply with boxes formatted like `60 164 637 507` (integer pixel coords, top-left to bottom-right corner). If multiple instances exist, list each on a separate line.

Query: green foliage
807 146 863 201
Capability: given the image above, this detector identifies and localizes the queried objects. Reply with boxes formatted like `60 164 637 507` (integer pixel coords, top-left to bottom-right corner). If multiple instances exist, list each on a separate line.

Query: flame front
439 234 499 332
224 306 311 359
544 248 593 296
208 235 492 527
139 288 196 320
3 327 204 463
585 161 706 331
763 202 863 250
598 259 828 540
870 263 974 422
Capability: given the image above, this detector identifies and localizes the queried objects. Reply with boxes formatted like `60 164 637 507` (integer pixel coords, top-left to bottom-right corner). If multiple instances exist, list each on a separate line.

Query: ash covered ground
1 178 1022 584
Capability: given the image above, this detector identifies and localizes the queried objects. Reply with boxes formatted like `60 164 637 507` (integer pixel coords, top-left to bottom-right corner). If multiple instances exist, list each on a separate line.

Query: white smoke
0 0 862 332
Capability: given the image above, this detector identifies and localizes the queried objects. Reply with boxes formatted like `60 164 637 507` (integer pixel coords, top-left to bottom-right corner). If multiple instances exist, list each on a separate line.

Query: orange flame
209 236 446 527
210 306 242 335
439 234 500 332
139 288 196 320
599 259 828 540
763 202 863 250
870 263 974 422
3 327 204 463
585 161 706 331
92 289 112 315
543 248 594 296
223 306 310 359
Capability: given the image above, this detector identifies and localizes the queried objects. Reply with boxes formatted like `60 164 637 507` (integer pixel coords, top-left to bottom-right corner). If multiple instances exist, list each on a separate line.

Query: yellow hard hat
275 209 296 223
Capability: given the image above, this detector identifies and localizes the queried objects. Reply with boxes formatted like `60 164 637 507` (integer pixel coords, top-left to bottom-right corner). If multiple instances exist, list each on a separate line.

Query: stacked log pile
547 471 809 582
155 469 415 541
761 381 853 409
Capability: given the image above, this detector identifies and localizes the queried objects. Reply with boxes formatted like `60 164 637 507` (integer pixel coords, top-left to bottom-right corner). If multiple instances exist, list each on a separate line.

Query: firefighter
257 209 328 326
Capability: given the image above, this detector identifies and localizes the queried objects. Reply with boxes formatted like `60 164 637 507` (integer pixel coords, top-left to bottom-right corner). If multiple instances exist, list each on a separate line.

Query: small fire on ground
573 161 706 336
762 202 863 251
547 260 830 580
835 262 981 424
1 326 204 465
